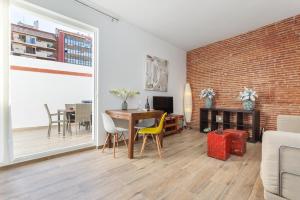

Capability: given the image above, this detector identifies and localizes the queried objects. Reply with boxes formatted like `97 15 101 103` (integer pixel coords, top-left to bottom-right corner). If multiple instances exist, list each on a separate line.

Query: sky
10 5 93 37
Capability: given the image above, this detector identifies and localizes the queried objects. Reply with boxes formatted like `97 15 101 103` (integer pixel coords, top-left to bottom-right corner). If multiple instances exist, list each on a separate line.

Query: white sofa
261 115 300 200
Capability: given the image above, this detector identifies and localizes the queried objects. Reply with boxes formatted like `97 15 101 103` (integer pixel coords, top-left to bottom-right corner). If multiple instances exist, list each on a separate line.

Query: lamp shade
184 83 192 123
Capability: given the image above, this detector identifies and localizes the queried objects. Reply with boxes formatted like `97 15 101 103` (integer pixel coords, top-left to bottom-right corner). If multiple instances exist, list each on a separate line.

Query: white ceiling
86 0 300 51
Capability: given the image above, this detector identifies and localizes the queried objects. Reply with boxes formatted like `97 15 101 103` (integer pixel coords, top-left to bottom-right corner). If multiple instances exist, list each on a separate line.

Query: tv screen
153 96 173 114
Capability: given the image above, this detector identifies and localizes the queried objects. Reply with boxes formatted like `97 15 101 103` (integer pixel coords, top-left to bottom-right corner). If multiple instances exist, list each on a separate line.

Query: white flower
239 87 258 102
110 88 140 101
200 88 216 99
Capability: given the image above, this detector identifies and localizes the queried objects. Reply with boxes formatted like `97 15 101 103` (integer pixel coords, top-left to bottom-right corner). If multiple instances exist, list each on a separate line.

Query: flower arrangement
110 88 140 101
200 88 216 99
110 88 140 110
200 88 215 108
239 87 258 102
239 87 258 110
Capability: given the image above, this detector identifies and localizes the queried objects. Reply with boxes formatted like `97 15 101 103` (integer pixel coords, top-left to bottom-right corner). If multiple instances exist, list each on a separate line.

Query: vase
243 100 254 110
122 101 128 110
204 98 213 108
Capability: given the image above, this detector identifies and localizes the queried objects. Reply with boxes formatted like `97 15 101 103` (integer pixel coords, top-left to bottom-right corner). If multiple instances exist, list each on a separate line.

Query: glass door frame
1 0 100 165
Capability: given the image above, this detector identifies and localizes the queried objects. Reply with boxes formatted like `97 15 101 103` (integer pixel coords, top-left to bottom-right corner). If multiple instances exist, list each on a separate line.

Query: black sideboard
200 108 260 143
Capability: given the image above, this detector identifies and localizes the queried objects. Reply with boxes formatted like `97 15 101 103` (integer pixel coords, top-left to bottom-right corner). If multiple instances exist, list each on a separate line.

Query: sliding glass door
1 0 98 164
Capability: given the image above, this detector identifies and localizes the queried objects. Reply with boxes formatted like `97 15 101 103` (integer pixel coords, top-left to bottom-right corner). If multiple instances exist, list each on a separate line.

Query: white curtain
0 0 13 164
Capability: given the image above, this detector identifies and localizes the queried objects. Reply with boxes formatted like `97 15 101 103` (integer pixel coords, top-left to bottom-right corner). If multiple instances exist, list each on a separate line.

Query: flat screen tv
153 96 173 114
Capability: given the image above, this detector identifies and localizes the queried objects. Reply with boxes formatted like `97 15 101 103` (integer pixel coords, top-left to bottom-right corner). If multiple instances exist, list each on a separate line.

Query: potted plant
110 89 140 110
239 87 258 110
200 88 215 108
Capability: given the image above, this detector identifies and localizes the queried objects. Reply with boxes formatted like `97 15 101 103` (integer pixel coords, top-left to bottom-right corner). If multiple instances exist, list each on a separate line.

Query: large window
5 0 98 162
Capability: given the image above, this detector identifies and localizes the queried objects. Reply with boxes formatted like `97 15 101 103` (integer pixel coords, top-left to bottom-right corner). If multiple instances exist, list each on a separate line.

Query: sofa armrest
261 131 300 197
279 146 300 199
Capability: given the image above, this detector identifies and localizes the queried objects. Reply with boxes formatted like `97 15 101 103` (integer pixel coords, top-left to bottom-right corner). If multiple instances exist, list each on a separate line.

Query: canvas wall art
145 55 168 92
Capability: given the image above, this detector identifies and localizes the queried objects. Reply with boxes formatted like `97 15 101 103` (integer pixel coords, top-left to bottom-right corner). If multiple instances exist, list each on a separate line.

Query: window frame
1 0 100 165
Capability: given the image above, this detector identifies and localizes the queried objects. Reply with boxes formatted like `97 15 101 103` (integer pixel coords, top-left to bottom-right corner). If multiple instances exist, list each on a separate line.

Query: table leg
108 134 112 148
63 111 66 137
160 130 164 147
128 118 135 159
156 117 163 147
58 110 61 133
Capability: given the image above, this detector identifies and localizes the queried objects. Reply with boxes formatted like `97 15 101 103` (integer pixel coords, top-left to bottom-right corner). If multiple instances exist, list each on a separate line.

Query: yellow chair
138 113 167 158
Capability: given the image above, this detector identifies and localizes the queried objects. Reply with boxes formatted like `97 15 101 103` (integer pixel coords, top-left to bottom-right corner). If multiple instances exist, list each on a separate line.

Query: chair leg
68 122 70 133
140 135 148 156
121 133 128 148
157 135 162 149
151 134 155 143
116 133 119 148
134 130 138 141
47 122 52 137
102 134 109 152
113 134 116 158
155 135 162 158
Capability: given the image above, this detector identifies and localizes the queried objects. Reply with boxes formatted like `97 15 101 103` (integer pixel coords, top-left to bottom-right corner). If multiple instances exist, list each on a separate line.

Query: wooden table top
106 109 162 114
58 109 75 113
106 109 164 120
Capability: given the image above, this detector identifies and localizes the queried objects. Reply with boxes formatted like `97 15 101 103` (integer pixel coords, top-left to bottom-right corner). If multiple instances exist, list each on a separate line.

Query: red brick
187 15 300 131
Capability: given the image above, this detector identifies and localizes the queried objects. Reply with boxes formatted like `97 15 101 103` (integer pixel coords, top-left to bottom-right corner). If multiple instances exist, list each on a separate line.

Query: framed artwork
145 55 168 92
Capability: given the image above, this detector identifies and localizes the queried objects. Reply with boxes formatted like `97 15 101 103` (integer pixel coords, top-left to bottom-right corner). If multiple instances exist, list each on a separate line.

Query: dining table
57 108 75 136
105 109 164 159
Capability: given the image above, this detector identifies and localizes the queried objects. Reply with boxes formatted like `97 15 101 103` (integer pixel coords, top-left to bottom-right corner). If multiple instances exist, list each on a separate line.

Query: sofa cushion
282 173 300 200
261 131 300 196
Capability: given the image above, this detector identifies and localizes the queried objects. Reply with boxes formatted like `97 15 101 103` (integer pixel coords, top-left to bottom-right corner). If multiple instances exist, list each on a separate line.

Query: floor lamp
184 83 192 129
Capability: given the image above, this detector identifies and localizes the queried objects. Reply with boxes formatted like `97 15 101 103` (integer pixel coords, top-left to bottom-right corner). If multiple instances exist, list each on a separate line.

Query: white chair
101 113 128 158
134 118 156 142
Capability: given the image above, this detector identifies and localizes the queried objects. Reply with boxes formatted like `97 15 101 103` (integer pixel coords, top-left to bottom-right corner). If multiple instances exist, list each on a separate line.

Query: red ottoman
207 131 231 161
224 129 248 156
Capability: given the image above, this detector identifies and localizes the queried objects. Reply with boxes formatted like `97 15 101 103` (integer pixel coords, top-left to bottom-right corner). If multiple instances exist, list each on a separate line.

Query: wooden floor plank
0 130 264 200
13 126 93 157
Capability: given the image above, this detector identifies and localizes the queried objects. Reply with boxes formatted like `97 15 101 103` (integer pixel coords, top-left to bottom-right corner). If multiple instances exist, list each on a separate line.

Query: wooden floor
0 130 264 200
13 126 93 158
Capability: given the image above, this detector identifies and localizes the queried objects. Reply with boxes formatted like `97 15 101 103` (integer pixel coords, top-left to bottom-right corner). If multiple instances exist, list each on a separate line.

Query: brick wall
187 15 300 131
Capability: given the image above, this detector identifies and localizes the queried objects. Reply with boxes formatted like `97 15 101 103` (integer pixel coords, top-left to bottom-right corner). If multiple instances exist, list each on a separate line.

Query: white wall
10 56 93 128
24 0 187 145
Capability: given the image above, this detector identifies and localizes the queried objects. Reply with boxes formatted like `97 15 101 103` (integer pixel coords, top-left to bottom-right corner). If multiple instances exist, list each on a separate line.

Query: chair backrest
157 113 168 133
75 103 92 123
102 113 116 133
138 118 156 127
44 104 51 121
65 104 75 110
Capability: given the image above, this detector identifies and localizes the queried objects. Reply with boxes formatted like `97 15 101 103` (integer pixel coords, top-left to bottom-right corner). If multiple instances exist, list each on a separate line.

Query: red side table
207 131 232 161
223 129 248 156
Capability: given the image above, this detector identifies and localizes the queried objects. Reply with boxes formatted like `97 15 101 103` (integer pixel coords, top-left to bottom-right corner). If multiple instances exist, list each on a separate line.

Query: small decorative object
145 55 168 92
145 96 150 111
216 115 223 123
203 127 211 133
239 87 258 110
110 88 140 110
200 88 216 108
